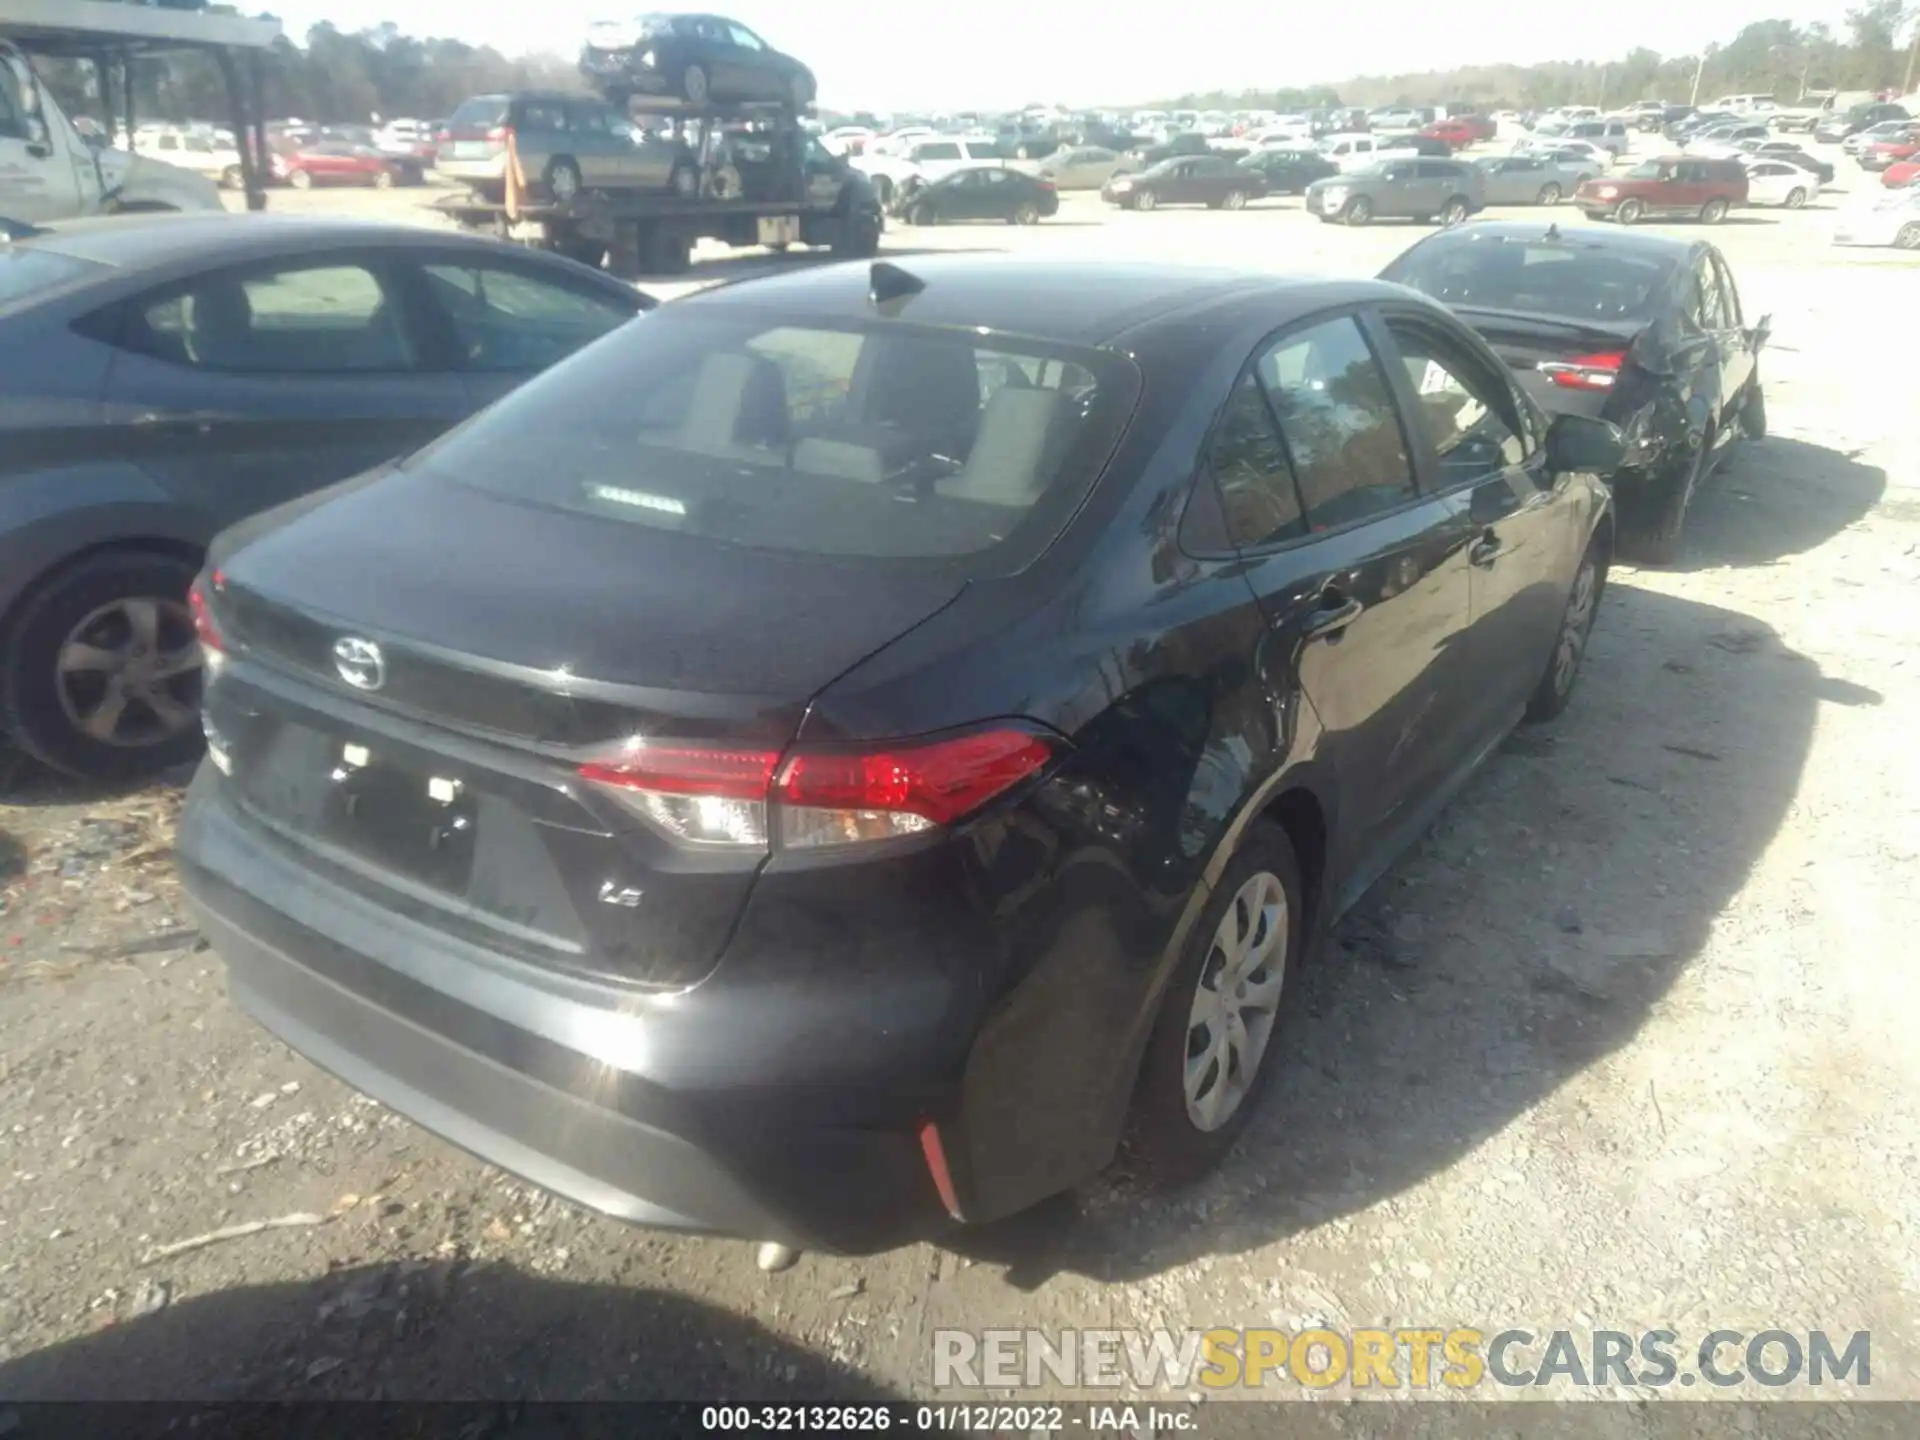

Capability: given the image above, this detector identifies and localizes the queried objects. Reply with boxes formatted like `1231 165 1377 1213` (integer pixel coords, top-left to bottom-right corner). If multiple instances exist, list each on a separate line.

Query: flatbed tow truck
432 95 883 278
0 0 278 218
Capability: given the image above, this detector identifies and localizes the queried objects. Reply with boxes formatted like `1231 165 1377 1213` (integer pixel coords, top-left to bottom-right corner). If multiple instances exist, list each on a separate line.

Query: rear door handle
1301 592 1364 640
1469 531 1503 568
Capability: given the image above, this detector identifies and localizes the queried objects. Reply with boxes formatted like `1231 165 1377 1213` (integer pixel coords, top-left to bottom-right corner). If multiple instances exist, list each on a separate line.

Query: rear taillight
580 728 1055 853
485 125 513 145
1539 350 1626 391
188 569 226 655
1037 179 1056 191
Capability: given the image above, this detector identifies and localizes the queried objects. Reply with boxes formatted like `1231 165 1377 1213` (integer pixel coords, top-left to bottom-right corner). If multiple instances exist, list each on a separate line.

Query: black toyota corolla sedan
1379 221 1769 563
177 256 1622 1261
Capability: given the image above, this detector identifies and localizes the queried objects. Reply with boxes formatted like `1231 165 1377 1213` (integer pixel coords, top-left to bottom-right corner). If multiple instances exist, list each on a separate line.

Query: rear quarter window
449 97 509 129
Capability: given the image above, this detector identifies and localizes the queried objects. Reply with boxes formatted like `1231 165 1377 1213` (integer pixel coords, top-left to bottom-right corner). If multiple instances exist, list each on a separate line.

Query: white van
1712 94 1778 114
1319 132 1415 173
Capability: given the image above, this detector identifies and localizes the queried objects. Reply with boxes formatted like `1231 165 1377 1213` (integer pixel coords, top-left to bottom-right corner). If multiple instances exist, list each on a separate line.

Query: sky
261 2 1871 113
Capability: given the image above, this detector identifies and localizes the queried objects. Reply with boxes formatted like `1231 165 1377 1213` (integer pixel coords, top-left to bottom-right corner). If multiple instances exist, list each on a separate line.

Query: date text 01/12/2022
698 1404 1198 1432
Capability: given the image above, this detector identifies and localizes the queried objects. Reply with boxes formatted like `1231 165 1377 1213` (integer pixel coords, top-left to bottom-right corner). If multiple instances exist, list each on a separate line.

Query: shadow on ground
0 1264 909 1412
947 582 1870 1287
1679 436 1888 569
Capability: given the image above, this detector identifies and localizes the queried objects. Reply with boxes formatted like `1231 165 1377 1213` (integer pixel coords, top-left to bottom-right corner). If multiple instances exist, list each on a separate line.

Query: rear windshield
411 305 1139 565
1384 235 1677 324
0 248 107 310
449 97 509 130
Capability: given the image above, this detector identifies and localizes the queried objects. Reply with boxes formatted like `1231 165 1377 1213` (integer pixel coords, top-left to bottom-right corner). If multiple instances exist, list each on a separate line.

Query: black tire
220 165 245 190
1222 188 1248 210
1134 187 1158 211
1523 537 1607 723
0 551 206 782
1700 197 1729 224
1897 221 1920 250
288 168 313 190
373 169 395 190
833 205 881 258
1784 186 1808 209
1537 182 1561 205
870 174 893 206
1011 200 1040 225
908 201 937 227
1741 377 1767 440
1125 822 1305 1186
1621 425 1714 565
1343 195 1372 225
681 63 709 105
1440 197 1470 226
1614 197 1643 224
668 162 697 199
545 157 583 203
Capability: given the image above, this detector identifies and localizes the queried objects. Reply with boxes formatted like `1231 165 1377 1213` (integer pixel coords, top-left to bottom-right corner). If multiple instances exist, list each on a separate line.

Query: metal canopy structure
0 0 280 54
1 0 284 210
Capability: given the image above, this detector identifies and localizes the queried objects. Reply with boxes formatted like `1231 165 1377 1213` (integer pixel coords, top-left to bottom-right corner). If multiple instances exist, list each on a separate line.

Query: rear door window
1206 371 1306 548
1255 315 1417 530
126 261 419 373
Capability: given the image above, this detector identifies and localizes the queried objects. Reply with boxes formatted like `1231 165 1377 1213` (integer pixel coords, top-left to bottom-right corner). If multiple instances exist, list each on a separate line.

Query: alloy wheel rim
553 167 579 200
1554 560 1597 696
1183 870 1287 1132
54 597 203 748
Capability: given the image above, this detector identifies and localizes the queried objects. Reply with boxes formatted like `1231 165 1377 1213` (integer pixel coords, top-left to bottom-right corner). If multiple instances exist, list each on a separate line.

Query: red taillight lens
486 125 512 144
1540 350 1626 391
1037 179 1056 191
579 728 1054 852
188 570 226 653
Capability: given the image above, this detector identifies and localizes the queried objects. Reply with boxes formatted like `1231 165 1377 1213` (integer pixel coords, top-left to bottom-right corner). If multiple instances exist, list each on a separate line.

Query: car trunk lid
202 469 968 988
1453 307 1650 421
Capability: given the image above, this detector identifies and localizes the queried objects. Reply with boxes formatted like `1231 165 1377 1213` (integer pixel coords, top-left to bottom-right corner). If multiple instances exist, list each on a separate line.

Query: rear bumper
178 767 951 1253
438 156 508 184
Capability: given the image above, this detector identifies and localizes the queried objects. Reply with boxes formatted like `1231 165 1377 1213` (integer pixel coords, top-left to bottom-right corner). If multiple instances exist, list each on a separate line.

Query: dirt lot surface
3 138 1918 1411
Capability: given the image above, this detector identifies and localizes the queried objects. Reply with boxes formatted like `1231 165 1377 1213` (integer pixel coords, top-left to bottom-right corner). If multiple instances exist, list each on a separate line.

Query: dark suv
1576 156 1749 225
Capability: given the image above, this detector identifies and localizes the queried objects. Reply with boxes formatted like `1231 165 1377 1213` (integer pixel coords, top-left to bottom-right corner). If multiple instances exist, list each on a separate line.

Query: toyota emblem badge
331 636 386 691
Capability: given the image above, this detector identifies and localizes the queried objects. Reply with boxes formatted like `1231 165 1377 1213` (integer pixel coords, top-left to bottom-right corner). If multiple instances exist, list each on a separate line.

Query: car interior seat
934 387 1064 507
673 351 791 460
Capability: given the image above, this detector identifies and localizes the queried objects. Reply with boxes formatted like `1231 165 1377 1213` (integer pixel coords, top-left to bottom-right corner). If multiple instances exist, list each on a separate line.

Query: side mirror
1752 313 1772 348
24 114 50 157
1544 413 1626 474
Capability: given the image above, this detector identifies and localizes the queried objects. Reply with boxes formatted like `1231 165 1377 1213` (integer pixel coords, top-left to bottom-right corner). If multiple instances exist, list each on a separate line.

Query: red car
1420 118 1478 149
271 143 402 190
1885 159 1920 188
1861 129 1920 172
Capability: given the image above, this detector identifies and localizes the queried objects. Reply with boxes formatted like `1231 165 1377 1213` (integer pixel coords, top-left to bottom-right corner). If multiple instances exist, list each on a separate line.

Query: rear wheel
908 201 937 227
288 168 313 190
0 551 206 782
1897 221 1920 249
220 165 244 190
1700 197 1730 224
1011 200 1040 225
1741 376 1767 439
668 163 698 198
1126 824 1303 1185
1222 188 1248 210
1784 186 1809 209
373 169 395 190
1343 195 1373 225
1440 197 1470 225
1134 188 1158 211
1537 181 1562 204
681 63 709 104
1622 424 1715 565
1613 197 1643 224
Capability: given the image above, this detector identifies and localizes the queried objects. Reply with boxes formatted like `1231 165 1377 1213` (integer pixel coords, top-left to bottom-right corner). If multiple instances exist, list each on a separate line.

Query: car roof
16 213 580 271
677 255 1398 348
1426 220 1702 263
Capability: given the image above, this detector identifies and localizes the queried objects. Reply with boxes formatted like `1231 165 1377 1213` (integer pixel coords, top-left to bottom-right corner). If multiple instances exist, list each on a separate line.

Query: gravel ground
2 136 1917 1408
